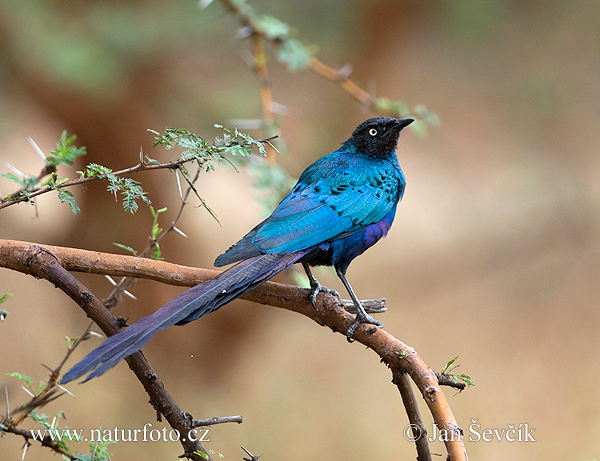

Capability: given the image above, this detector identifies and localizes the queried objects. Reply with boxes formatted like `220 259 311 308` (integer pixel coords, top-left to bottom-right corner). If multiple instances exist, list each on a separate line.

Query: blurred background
1 0 599 460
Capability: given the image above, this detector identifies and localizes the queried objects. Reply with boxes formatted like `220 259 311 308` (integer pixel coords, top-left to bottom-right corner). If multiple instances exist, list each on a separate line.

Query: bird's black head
351 117 413 157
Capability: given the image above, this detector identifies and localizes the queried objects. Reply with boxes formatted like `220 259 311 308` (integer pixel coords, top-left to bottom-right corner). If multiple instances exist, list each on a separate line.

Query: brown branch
8 163 56 198
435 372 467 391
250 34 276 164
252 33 273 124
0 239 468 460
0 241 213 461
1 423 76 460
394 371 431 461
308 57 376 109
8 386 66 428
218 0 408 118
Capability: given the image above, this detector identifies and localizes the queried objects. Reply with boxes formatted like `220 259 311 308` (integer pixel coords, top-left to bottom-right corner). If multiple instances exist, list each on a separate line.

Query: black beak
395 118 414 130
384 118 414 137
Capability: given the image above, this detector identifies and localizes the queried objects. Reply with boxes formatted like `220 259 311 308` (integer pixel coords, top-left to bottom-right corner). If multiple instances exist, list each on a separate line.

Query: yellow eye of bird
369 128 378 136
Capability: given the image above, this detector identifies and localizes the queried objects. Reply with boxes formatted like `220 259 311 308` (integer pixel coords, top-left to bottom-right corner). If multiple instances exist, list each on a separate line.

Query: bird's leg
336 268 384 341
302 263 340 310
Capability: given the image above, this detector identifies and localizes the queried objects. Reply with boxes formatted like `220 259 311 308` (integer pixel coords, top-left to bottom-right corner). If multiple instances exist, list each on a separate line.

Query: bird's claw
308 282 340 310
346 314 384 342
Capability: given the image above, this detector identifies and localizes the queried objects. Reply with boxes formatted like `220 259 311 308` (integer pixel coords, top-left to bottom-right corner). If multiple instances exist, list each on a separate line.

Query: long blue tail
62 252 307 383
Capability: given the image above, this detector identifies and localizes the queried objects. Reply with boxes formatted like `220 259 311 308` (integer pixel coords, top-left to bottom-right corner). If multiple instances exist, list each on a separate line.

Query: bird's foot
346 313 384 342
308 281 340 310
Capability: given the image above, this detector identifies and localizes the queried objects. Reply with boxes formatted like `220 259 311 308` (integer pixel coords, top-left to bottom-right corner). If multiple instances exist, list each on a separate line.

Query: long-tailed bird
62 116 413 383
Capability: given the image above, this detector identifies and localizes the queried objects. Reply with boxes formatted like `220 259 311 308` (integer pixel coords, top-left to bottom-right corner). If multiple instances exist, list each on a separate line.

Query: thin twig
218 0 394 116
192 415 243 427
102 166 202 313
1 423 76 460
7 163 56 198
435 372 467 391
308 57 376 109
0 158 189 210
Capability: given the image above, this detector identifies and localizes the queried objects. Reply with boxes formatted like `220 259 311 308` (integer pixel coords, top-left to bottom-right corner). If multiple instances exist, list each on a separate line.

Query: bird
61 116 413 384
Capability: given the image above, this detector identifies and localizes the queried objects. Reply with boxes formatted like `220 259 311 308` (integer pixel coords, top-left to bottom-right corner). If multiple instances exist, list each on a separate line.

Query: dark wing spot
371 177 383 187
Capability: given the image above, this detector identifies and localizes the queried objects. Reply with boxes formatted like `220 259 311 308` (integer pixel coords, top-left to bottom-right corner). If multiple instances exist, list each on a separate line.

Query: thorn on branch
257 135 279 144
241 446 263 461
337 63 353 80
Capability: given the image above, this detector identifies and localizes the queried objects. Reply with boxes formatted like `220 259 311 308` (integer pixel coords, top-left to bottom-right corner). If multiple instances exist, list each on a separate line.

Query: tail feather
62 252 306 383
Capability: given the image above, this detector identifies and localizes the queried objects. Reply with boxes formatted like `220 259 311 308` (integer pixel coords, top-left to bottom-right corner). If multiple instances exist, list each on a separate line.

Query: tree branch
218 0 412 118
0 239 468 460
435 371 467 391
1 423 76 460
394 371 431 461
0 241 213 461
0 157 187 210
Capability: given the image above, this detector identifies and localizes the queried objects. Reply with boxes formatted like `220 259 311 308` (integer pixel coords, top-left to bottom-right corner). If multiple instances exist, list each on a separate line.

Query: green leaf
112 243 137 255
256 15 289 40
150 125 272 222
456 373 475 387
373 98 439 137
1 172 38 190
65 335 80 349
441 356 475 387
441 356 459 374
104 174 150 214
246 161 295 213
47 131 87 167
413 103 440 127
151 243 163 261
1 172 26 187
409 119 427 137
85 163 113 177
144 155 162 165
374 97 409 117
57 189 81 215
214 124 268 157
6 372 34 392
149 206 166 259
277 38 315 71
150 206 166 239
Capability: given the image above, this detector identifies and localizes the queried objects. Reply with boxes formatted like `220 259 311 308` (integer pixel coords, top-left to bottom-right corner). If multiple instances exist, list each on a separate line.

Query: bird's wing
253 171 400 254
